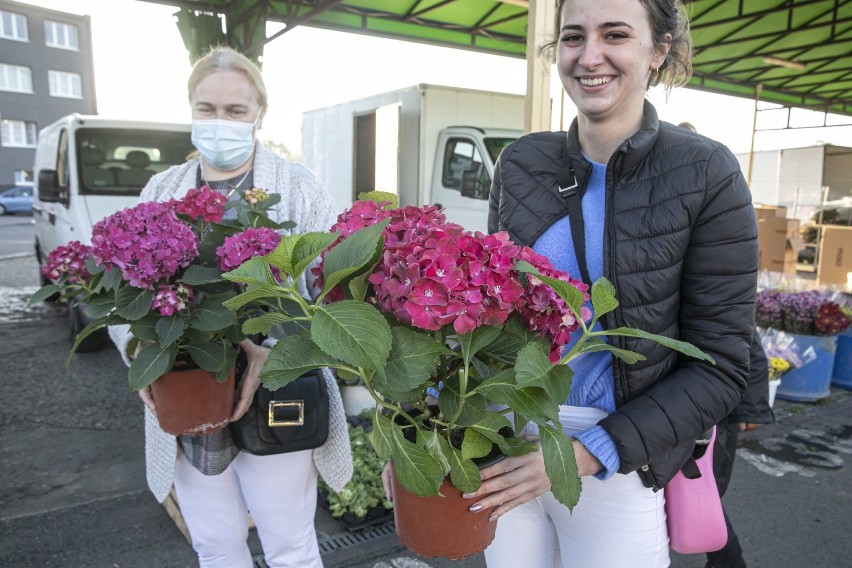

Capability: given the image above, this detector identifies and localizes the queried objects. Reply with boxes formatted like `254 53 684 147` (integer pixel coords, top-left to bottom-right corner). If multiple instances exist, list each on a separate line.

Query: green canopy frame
146 0 852 118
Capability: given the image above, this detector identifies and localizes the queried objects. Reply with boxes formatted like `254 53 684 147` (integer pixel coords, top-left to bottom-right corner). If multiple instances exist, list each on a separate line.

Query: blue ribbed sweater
532 159 620 479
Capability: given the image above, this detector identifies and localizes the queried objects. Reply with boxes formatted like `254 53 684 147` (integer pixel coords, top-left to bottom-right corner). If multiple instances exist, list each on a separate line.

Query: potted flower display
222 193 713 559
756 289 852 402
27 186 287 435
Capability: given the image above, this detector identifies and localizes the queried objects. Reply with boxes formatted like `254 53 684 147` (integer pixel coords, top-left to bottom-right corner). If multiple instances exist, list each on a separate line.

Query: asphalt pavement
1 224 850 568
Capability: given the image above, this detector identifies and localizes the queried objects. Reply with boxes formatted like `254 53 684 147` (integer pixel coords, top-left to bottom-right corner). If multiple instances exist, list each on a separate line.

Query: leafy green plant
223 193 713 510
319 415 393 520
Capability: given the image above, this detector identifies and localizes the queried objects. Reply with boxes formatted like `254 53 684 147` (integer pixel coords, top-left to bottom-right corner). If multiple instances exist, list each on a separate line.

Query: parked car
0 186 34 215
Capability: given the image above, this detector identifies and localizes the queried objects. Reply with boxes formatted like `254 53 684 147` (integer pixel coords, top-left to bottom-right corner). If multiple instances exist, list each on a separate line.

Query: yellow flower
768 356 791 380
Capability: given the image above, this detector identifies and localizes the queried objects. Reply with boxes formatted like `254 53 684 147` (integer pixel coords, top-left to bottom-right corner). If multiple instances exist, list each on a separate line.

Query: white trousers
484 406 670 568
174 448 322 568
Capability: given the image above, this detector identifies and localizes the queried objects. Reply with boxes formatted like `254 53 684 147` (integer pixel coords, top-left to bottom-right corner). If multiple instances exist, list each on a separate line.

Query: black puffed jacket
488 102 759 490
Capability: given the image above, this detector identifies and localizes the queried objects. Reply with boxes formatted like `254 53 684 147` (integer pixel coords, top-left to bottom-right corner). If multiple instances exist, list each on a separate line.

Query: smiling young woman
482 1 760 566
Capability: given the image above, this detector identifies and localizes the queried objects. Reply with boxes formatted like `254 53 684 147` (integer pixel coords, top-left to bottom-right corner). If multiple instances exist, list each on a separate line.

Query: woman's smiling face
557 0 669 125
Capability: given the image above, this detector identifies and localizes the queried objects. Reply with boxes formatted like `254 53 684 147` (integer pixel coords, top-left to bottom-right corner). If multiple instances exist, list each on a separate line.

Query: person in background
108 46 351 568
477 0 759 566
677 120 775 568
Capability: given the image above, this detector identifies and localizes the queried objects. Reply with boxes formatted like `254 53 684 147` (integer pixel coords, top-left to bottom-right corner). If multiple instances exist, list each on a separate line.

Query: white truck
32 114 193 349
301 84 525 232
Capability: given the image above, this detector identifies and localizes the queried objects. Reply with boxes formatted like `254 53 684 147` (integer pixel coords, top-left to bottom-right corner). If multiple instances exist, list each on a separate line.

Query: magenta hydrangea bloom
216 227 282 271
151 283 195 316
320 200 589 356
42 241 92 284
172 186 227 222
90 201 199 290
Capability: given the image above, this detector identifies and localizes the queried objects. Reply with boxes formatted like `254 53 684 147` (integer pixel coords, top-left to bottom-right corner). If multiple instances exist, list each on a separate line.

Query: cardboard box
758 217 803 277
817 226 852 287
754 205 787 223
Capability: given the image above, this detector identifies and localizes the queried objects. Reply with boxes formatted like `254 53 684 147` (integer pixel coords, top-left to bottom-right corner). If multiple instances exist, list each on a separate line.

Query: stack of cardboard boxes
755 204 852 288
755 205 802 279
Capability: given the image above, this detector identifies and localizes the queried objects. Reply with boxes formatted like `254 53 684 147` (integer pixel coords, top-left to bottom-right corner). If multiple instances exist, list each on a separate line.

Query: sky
15 0 852 159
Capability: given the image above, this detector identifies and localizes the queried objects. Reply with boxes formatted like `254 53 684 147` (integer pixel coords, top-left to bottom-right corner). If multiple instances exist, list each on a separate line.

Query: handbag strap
557 164 591 287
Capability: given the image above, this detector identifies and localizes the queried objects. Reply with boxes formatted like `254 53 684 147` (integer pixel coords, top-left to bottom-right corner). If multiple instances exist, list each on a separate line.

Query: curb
0 253 35 261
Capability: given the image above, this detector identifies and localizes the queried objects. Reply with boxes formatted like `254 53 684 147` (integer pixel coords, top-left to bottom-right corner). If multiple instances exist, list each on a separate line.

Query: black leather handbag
231 370 330 456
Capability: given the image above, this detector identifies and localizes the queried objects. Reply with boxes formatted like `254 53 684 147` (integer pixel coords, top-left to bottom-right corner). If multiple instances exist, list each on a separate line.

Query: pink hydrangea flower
42 241 92 284
216 227 282 271
320 201 590 354
90 202 199 290
151 283 195 316
172 186 227 222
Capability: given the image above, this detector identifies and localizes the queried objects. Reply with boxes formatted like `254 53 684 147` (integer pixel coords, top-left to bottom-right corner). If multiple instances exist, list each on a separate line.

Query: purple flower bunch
756 289 851 336
90 201 199 290
216 227 282 271
41 241 92 284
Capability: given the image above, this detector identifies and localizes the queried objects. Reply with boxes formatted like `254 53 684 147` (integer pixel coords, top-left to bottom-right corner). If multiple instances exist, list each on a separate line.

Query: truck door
432 134 489 232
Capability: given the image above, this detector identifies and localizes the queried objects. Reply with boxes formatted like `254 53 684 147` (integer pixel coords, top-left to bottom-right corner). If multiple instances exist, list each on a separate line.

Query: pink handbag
664 426 728 554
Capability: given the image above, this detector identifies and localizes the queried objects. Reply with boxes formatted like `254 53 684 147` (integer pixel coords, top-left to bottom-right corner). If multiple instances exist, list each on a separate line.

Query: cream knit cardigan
108 143 353 501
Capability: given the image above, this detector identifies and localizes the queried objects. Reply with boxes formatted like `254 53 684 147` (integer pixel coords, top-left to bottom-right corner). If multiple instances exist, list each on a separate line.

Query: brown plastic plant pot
149 366 236 436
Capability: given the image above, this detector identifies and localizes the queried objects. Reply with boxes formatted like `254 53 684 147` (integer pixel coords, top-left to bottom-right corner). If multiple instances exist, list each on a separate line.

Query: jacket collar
564 99 661 180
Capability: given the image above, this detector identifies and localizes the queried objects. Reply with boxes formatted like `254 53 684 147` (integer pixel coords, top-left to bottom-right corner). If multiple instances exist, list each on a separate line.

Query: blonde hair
187 46 268 109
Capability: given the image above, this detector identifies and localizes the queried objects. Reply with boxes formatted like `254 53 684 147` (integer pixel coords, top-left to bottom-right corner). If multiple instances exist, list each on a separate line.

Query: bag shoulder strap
557 164 591 287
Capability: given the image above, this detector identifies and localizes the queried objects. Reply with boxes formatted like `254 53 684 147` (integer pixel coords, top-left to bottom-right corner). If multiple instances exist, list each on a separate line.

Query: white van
32 114 193 348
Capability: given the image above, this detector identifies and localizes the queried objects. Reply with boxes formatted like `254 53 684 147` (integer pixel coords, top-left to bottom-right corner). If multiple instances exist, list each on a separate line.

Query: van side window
442 138 483 191
57 129 69 188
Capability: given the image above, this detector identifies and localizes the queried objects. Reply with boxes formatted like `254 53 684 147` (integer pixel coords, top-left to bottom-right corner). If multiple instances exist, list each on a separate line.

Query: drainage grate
318 520 396 555
249 520 395 565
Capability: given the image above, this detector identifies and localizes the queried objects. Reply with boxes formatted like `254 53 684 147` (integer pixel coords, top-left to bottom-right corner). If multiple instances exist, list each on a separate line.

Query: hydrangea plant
222 193 713 510
27 186 290 390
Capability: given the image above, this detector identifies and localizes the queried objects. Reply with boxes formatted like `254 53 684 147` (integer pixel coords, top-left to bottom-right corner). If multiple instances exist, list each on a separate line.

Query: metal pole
746 83 763 188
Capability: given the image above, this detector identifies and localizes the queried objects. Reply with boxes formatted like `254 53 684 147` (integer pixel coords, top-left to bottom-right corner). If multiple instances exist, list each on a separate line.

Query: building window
44 20 78 50
48 70 82 98
14 170 33 185
1 119 38 147
0 10 28 41
0 63 33 93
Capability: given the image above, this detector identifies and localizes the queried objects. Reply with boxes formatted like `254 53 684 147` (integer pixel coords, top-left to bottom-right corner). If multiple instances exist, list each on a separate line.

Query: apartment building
0 0 96 190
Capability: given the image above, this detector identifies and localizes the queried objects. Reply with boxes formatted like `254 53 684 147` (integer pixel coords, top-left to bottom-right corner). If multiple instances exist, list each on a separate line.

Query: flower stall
755 289 852 401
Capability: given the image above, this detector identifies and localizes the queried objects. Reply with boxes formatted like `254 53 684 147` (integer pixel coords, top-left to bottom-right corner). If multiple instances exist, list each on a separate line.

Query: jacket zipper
639 465 661 491
606 151 630 407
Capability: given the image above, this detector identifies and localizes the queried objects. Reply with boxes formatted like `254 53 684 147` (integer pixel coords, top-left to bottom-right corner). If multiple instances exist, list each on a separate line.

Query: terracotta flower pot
150 366 236 435
390 470 498 560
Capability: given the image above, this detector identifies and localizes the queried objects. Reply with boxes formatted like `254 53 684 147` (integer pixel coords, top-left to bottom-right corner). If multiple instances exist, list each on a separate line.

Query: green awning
148 0 852 117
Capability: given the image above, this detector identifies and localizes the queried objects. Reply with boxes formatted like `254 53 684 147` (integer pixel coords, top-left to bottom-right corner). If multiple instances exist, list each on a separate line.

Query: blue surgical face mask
191 118 257 171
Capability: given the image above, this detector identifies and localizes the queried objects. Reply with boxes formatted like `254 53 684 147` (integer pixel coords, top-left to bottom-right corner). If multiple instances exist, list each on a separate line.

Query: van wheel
69 300 107 352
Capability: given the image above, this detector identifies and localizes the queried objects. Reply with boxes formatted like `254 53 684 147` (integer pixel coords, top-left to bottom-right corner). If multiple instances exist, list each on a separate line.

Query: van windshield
76 128 193 195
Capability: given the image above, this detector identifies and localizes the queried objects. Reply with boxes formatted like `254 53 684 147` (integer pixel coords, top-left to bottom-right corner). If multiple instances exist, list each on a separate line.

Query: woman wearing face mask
476 0 759 566
107 46 351 568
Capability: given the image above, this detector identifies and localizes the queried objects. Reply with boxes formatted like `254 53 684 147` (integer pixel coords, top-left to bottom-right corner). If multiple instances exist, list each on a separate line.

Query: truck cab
430 126 519 232
32 114 193 348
